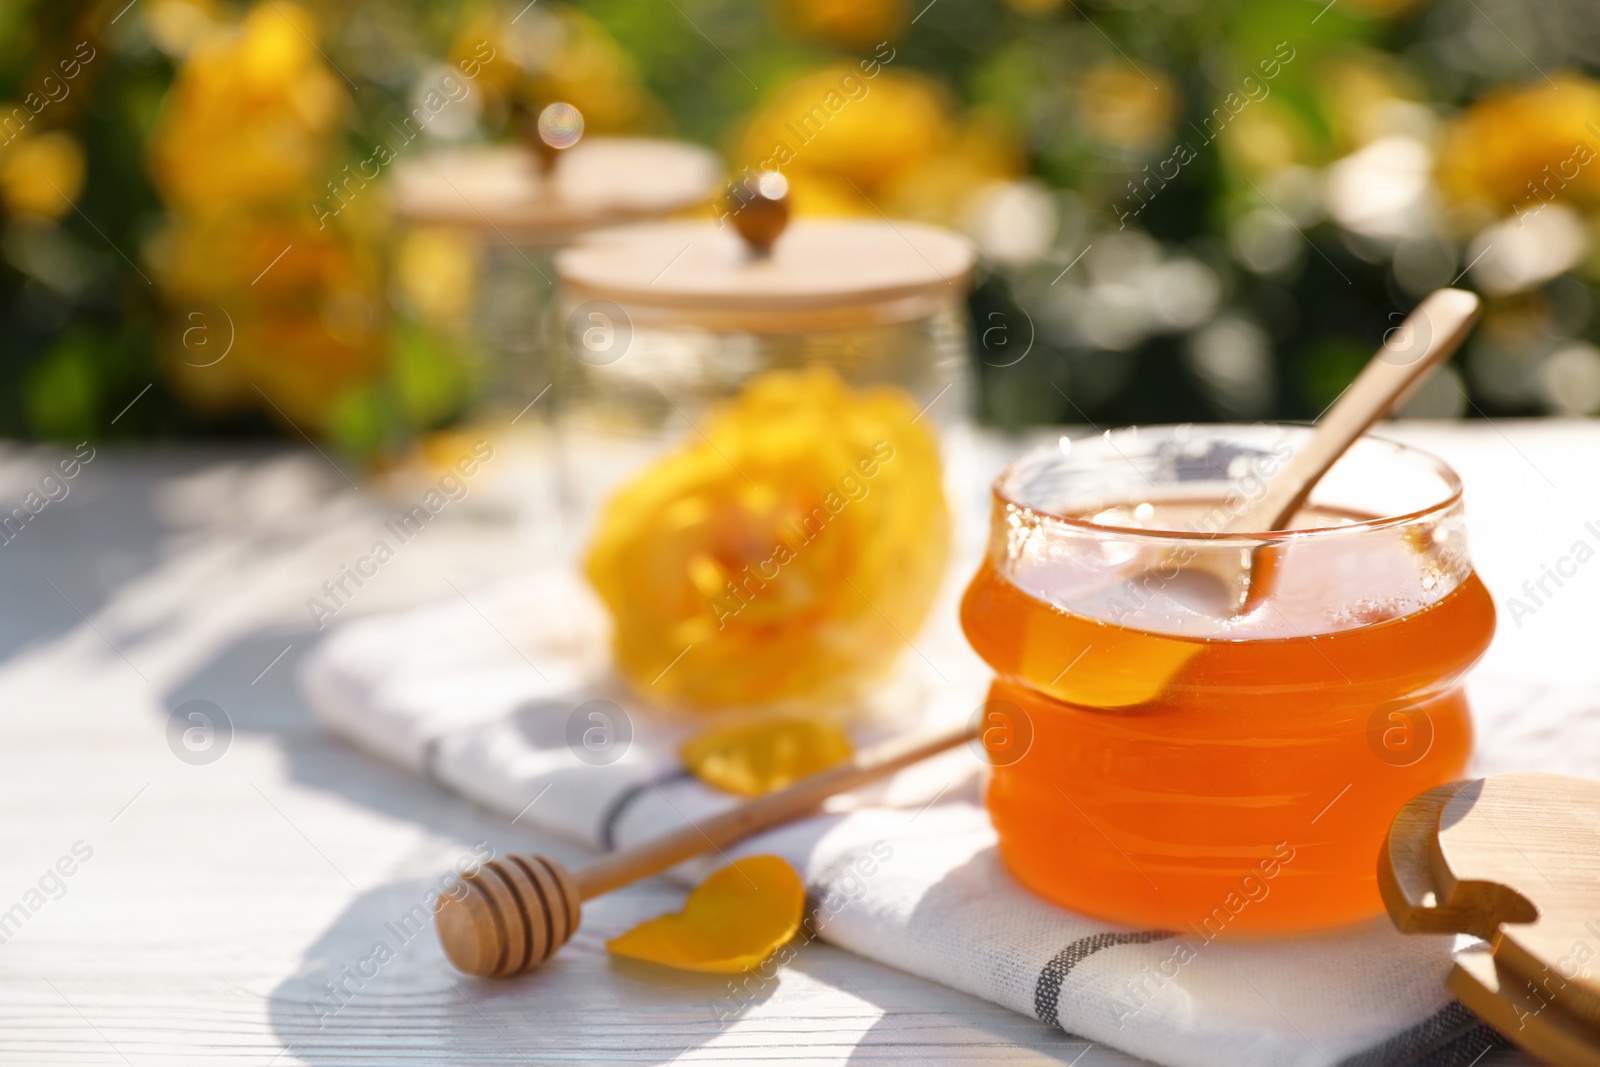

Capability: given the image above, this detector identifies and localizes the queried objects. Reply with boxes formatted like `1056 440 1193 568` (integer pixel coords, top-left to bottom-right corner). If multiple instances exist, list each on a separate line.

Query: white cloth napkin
299 563 1599 1067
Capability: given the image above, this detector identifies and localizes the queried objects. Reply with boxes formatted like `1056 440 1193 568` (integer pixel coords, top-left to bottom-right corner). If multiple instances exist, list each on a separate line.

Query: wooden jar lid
556 217 976 332
387 139 720 243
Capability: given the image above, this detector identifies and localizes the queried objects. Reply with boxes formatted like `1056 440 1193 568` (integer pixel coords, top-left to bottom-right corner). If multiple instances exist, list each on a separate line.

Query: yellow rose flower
879 110 1024 223
394 227 480 326
144 0 224 57
738 66 951 192
734 65 1021 226
148 1 345 217
771 0 908 49
1218 99 1313 175
585 368 949 712
1317 53 1423 153
155 213 386 430
146 1 390 436
450 5 662 135
1077 62 1177 149
0 130 85 220
1437 76 1600 213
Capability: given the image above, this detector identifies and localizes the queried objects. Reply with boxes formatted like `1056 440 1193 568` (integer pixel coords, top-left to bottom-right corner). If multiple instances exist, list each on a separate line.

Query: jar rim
992 424 1465 546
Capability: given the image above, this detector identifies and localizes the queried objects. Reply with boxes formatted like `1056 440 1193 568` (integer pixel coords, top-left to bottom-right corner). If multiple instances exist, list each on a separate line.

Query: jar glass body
550 297 972 557
960 425 1495 935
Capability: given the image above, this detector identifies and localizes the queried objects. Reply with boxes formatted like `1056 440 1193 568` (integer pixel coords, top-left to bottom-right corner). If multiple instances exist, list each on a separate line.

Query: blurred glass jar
380 136 718 521
550 206 976 554
390 139 717 397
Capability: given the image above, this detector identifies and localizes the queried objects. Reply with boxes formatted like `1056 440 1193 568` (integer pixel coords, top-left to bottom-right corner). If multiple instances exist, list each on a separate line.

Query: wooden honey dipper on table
436 722 976 977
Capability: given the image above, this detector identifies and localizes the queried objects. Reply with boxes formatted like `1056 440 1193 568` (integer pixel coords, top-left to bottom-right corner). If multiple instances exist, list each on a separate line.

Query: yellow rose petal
682 716 854 797
606 855 804 974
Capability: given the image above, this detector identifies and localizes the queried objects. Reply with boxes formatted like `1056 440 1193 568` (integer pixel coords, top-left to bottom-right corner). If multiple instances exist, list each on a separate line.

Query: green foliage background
3 0 1597 444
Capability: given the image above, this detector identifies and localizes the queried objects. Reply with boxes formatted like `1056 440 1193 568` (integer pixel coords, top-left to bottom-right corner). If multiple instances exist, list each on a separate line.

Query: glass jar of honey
961 425 1495 934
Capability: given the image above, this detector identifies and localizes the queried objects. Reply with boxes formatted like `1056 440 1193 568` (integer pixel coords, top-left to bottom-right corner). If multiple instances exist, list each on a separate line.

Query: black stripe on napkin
598 770 691 851
1034 930 1175 1029
1334 1001 1505 1067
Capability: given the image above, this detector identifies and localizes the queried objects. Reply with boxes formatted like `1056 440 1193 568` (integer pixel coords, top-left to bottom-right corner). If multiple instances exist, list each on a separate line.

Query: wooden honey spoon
1155 286 1481 617
436 722 973 977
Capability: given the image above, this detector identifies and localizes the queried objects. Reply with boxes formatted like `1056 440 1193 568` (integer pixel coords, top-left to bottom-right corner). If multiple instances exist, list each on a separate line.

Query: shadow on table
167 626 788 1064
26 445 801 1062
0 447 229 667
262 872 781 1065
164 627 475 825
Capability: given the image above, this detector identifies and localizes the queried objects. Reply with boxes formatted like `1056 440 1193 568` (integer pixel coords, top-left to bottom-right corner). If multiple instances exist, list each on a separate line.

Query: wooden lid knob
527 102 585 176
435 855 582 977
729 171 790 257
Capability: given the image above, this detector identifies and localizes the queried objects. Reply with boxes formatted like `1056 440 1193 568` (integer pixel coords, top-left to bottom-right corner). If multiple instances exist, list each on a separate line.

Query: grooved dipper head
435 855 582 977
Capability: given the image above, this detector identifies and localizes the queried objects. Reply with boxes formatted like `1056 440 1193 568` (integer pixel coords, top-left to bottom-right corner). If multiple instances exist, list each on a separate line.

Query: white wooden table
1 421 1586 1066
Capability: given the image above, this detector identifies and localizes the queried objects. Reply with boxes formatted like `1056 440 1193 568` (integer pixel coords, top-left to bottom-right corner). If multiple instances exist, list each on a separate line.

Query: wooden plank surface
0 424 1583 1066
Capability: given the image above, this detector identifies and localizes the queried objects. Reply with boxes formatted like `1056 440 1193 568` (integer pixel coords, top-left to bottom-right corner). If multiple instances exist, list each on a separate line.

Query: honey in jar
961 426 1495 935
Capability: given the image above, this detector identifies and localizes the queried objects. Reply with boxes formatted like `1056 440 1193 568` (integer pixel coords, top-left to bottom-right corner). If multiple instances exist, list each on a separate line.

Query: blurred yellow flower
681 716 854 796
736 63 1019 225
1437 76 1600 213
1219 100 1313 175
606 855 804 973
147 1 390 435
772 0 908 48
880 109 1024 223
144 0 223 57
148 2 345 216
0 130 85 220
741 66 948 189
1078 62 1177 148
394 227 480 325
156 214 386 429
449 5 661 134
585 368 949 712
1317 53 1423 153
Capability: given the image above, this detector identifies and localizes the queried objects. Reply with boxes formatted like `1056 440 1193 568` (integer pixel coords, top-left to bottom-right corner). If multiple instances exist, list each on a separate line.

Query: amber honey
963 429 1495 935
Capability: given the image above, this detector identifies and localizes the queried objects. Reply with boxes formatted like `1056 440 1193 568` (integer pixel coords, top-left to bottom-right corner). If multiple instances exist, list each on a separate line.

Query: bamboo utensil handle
1155 287 1481 618
436 721 974 977
1228 287 1480 534
574 723 972 898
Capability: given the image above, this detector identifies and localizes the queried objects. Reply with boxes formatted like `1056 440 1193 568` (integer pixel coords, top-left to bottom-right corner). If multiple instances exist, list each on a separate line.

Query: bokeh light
537 102 586 150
